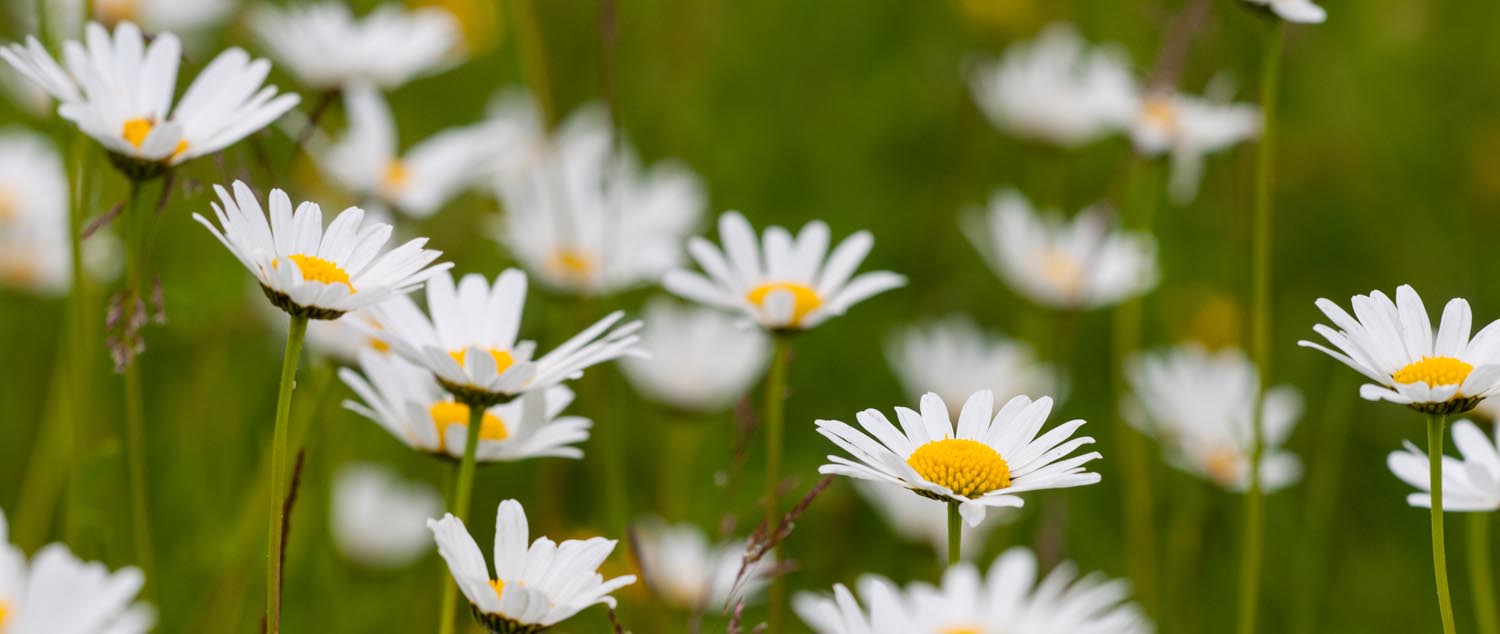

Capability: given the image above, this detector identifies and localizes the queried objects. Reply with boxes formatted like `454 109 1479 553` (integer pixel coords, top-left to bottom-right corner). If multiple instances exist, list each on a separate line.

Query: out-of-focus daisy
304 310 390 363
330 463 442 569
495 104 705 295
484 89 548 178
94 0 233 33
1126 344 1303 492
815 390 1101 527
250 3 460 90
0 508 155 634
968 24 1138 148
1242 0 1327 24
794 547 1150 634
852 481 1009 561
373 269 642 405
620 299 769 412
965 188 1157 310
1130 90 1260 204
885 316 1057 417
1299 285 1500 415
1389 419 1500 511
633 518 771 611
318 84 501 218
664 212 905 332
194 181 450 320
429 500 636 631
1 22 299 180
0 131 70 294
340 348 592 461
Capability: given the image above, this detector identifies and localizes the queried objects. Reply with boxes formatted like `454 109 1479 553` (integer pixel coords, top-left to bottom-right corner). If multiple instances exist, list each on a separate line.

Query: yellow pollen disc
1393 356 1473 388
0 251 40 285
96 0 138 23
906 438 1011 498
550 248 596 280
940 628 980 634
367 337 391 353
449 347 516 375
1038 248 1083 294
1204 447 1241 485
0 599 9 626
1141 95 1180 133
488 578 506 601
274 254 356 294
746 281 823 325
0 189 16 221
430 401 509 449
120 118 188 158
383 161 409 190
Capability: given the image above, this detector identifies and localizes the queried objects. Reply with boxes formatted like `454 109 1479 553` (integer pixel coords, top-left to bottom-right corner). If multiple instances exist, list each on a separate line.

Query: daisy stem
1429 413 1457 634
266 313 307 634
438 399 487 634
947 501 962 566
764 334 793 634
1469 511 1498 634
122 181 157 596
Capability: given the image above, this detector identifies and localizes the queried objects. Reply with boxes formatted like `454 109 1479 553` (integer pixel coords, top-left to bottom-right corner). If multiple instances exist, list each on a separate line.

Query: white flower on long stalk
968 24 1138 148
0 509 155 634
633 518 772 611
1242 0 1327 24
94 0 233 33
815 390 1101 527
429 500 636 631
886 316 1057 417
1388 419 1500 511
340 348 592 461
964 188 1157 310
852 481 1009 561
794 547 1150 634
194 181 450 319
1 21 299 179
330 463 443 569
1126 344 1303 492
664 212 905 332
373 269 642 404
1300 285 1500 415
1129 90 1260 204
620 299 769 412
250 3 460 90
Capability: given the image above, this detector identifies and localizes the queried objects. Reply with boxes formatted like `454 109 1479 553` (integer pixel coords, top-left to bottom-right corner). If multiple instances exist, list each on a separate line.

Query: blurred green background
6 0 1500 631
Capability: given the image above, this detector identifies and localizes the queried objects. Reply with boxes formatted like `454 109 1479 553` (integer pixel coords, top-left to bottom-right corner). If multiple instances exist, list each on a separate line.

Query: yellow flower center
550 248 596 281
368 337 391 353
940 628 980 634
1393 356 1473 388
96 0 137 23
0 188 16 222
1141 95 1180 134
906 438 1011 498
488 578 506 602
1204 447 1241 486
0 599 9 627
383 161 409 192
274 254 356 294
429 401 509 449
746 281 823 325
449 348 516 375
121 118 188 159
0 250 39 286
1038 248 1084 294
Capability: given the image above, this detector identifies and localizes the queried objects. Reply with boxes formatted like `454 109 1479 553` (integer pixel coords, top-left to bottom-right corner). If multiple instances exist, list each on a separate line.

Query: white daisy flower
94 0 233 33
194 180 451 320
886 316 1058 418
371 269 643 405
484 89 549 178
250 3 460 90
620 299 769 412
304 310 391 363
1129 90 1260 204
318 83 502 218
852 480 1009 562
1 21 300 179
1389 419 1500 512
633 518 772 611
968 23 1139 148
964 188 1157 310
428 500 636 631
0 508 155 634
1126 344 1303 492
1299 285 1500 415
330 463 443 569
815 390 1102 527
0 130 71 294
664 212 905 332
340 348 592 461
794 547 1150 634
1242 0 1327 24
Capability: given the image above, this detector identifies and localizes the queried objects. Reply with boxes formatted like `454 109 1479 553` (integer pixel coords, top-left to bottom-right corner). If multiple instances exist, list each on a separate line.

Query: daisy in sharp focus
886 315 1058 418
964 188 1158 311
852 481 1009 562
1 21 299 180
1130 88 1260 204
816 390 1102 527
1241 0 1327 23
1126 344 1303 492
633 518 773 612
340 348 592 461
331 463 443 569
250 2 460 91
620 299 769 413
429 500 636 632
0 509 155 634
663 211 905 332
1299 285 1500 415
1389 419 1500 511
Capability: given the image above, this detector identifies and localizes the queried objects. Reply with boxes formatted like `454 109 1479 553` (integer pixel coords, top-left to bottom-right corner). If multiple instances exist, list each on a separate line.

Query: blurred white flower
331 463 442 569
852 480 1010 561
1242 0 1327 24
1389 419 1500 511
0 131 73 294
621 299 769 412
0 508 155 634
633 518 771 611
1129 90 1260 204
964 188 1157 310
303 309 390 363
250 2 460 90
94 0 233 33
886 315 1057 417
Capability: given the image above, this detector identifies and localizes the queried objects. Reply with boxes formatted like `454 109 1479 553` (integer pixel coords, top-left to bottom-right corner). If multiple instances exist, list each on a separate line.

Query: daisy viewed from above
664 211 905 332
633 518 773 611
1 21 300 179
1299 285 1500 415
0 508 156 634
620 299 769 412
965 188 1157 310
330 463 443 569
429 500 636 631
1389 419 1500 512
815 390 1102 527
250 2 460 90
1241 0 1327 23
1129 89 1260 204
886 315 1058 418
194 180 451 319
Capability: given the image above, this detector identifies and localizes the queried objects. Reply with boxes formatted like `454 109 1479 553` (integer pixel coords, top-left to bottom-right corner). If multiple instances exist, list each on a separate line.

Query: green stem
265 314 308 634
438 398 487 634
947 502 962 566
1470 511 1498 634
763 335 792 634
1429 414 1457 634
63 131 94 548
121 182 156 596
512 0 556 128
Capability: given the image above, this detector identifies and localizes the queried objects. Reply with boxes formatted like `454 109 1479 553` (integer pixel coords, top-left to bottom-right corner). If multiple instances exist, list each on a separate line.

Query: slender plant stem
64 132 94 547
1429 414 1457 634
1236 21 1283 634
438 399 487 634
763 335 792 634
1471 511 1498 634
513 0 556 127
947 502 962 566
121 182 156 596
265 314 308 634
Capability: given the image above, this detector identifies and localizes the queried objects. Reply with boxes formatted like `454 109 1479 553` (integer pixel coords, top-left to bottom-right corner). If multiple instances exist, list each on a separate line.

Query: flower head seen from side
340 348 592 461
886 315 1058 418
250 2 460 90
1126 343 1303 492
0 508 156 634
816 390 1102 527
968 23 1139 148
1130 89 1260 204
1299 285 1500 416
664 212 905 332
621 299 769 413
1 21 300 180
633 518 772 612
330 462 443 569
429 500 636 632
194 181 450 320
0 130 72 294
1389 419 1500 512
1241 0 1327 23
795 547 1150 634
964 188 1157 311
94 0 234 33
852 480 1010 562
